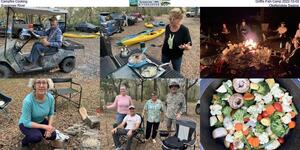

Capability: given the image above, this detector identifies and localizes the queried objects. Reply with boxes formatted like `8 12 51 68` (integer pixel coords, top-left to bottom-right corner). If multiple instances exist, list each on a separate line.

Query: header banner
1 0 201 7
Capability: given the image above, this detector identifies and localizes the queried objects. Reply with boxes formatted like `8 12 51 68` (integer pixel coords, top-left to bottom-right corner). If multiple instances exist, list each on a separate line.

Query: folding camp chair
161 119 197 150
0 92 12 121
50 78 82 111
118 113 145 147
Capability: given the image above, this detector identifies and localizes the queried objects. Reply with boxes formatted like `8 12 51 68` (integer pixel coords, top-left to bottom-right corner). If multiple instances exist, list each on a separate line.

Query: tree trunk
184 79 199 115
135 82 138 100
153 79 157 93
141 79 144 102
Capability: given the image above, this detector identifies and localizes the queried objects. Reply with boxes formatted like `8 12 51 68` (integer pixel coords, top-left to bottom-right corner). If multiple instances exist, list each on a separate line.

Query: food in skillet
141 66 157 77
209 79 298 150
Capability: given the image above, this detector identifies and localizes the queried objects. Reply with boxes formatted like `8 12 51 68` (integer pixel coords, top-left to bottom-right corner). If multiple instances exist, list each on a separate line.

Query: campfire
221 40 271 71
244 39 257 49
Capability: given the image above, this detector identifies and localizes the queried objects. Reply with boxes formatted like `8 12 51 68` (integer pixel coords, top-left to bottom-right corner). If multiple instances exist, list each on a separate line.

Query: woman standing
161 8 192 72
142 92 164 143
105 86 133 124
19 78 56 148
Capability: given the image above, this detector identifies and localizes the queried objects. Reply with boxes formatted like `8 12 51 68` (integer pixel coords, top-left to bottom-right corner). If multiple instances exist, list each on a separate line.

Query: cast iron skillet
200 79 300 150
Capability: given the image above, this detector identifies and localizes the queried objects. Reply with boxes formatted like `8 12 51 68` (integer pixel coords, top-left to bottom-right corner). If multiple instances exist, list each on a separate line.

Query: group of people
22 7 193 73
105 80 186 150
18 79 187 150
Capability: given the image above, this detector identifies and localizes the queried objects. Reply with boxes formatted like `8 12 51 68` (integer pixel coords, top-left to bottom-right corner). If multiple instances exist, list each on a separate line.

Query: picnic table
100 48 183 79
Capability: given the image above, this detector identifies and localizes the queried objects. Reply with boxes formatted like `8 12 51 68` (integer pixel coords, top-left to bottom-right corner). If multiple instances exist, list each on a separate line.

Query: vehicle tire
19 31 28 41
186 14 190 17
59 57 75 73
195 104 200 115
0 65 13 78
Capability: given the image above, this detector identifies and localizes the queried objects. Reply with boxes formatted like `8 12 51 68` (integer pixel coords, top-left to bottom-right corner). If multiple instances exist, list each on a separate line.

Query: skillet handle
158 63 170 68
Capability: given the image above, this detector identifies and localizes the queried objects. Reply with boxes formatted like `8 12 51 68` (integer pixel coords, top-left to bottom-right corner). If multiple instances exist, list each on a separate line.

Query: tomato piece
230 143 234 150
244 117 250 123
257 114 263 121
262 111 269 118
273 102 283 112
243 129 249 135
278 137 284 144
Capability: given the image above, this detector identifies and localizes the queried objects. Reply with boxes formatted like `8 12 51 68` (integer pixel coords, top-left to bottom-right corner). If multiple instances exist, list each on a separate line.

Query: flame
244 39 257 49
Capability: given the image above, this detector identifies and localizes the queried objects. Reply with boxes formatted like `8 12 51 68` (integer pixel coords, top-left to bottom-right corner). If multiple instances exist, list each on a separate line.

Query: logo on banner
134 0 171 7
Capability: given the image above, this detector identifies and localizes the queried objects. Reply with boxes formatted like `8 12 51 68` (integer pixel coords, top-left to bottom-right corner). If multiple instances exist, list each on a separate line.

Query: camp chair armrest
49 88 59 95
71 81 83 91
184 139 196 146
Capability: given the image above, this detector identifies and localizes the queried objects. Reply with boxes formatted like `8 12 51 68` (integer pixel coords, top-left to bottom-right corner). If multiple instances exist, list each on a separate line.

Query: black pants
145 121 160 139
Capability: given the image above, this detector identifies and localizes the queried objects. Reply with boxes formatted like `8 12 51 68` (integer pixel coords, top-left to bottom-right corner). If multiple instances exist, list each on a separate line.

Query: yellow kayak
63 32 98 38
122 28 165 46
145 23 154 28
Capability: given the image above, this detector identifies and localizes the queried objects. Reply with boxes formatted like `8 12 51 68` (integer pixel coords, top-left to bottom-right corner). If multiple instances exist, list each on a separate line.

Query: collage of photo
200 7 300 150
0 6 200 150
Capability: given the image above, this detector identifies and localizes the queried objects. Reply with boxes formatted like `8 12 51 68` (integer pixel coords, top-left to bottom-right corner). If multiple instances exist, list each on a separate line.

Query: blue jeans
115 113 127 124
28 42 54 65
19 119 56 146
161 54 182 72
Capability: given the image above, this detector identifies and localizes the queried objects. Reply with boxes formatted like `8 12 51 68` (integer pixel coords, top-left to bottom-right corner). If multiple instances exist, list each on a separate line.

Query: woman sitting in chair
19 78 56 148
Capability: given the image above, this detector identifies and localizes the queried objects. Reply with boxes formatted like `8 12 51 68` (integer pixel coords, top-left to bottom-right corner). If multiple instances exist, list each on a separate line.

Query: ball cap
169 81 180 88
129 105 135 109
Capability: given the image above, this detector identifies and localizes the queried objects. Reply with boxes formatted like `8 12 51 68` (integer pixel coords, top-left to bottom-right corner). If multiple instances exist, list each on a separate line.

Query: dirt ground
0 37 99 80
110 15 200 79
0 78 100 149
99 101 200 150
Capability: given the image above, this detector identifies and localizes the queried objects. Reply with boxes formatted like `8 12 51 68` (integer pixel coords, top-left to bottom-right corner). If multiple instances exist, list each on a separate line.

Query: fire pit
221 39 272 72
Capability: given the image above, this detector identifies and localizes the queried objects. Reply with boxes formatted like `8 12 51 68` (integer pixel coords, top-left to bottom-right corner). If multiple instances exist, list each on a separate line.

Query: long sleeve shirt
165 92 186 119
36 27 62 48
18 92 55 128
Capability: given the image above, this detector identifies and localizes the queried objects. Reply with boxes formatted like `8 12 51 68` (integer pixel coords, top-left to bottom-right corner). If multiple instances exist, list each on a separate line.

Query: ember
222 42 271 71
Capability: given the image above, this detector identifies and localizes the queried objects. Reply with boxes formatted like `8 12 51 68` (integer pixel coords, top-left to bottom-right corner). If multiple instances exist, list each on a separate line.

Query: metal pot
200 79 300 150
127 53 147 68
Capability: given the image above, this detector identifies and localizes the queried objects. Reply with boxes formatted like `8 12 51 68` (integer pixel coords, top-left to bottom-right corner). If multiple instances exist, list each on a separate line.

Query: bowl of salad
200 79 300 150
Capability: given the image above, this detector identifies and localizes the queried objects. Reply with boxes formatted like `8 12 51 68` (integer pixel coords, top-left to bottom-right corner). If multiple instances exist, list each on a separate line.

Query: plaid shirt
36 27 62 48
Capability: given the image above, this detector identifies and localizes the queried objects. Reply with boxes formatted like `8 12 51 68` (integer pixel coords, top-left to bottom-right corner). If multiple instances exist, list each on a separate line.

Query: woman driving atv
25 16 63 69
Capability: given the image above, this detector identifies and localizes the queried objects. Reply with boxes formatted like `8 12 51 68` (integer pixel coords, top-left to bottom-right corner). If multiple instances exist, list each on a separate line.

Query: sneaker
115 147 123 150
152 139 156 143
